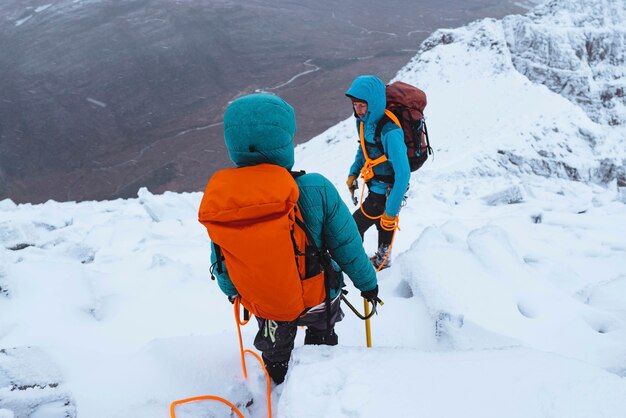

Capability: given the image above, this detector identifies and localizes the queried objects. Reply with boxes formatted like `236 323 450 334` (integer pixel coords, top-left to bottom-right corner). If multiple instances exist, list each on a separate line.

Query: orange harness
358 109 401 183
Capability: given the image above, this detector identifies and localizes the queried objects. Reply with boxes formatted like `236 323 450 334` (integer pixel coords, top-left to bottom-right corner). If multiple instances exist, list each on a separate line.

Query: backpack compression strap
294 212 337 336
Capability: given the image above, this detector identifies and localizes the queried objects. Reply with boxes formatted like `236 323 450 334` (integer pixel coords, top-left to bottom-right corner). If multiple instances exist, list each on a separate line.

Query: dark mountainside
0 0 526 203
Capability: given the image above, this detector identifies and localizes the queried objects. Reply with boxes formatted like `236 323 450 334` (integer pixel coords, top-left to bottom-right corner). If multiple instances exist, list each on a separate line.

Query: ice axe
350 190 358 206
340 290 383 348
349 179 358 206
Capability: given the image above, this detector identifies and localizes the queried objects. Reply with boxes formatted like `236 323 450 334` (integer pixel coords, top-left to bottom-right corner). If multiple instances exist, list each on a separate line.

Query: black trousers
253 297 344 364
352 191 394 248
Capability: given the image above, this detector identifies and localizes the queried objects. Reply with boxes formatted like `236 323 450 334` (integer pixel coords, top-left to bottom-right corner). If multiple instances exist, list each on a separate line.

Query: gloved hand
380 212 398 231
346 175 358 192
228 294 239 304
360 285 380 303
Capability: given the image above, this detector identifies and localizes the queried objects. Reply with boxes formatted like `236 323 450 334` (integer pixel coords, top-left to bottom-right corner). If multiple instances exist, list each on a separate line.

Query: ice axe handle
350 180 358 206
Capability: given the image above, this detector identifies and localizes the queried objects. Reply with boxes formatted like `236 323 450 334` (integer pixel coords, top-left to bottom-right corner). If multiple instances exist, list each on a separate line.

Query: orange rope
356 180 400 272
235 298 250 378
169 297 272 418
357 179 380 221
357 121 386 222
379 215 399 232
235 298 273 418
170 395 245 418
244 349 272 418
358 121 388 185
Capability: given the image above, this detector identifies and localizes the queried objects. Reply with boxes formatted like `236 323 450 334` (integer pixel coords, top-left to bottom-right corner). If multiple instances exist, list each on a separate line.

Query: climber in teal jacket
208 93 378 384
345 75 411 270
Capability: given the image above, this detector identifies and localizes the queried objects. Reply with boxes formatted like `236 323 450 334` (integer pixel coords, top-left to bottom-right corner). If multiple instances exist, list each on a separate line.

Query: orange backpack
198 163 335 322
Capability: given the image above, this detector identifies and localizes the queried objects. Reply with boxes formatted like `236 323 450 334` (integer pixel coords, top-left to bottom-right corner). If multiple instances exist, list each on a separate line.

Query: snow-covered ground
2 0 626 417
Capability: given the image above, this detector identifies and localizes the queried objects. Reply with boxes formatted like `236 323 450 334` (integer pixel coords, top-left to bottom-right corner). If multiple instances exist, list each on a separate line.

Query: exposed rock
497 150 583 181
590 158 624 185
0 347 75 418
618 171 626 203
6 244 33 252
482 185 524 206
503 0 626 126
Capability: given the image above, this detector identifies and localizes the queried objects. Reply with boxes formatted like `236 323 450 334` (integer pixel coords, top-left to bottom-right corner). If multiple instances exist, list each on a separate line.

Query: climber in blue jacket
345 75 411 269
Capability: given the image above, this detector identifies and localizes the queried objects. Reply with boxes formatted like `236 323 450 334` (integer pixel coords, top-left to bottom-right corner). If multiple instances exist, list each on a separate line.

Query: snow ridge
382 0 626 191
504 0 626 126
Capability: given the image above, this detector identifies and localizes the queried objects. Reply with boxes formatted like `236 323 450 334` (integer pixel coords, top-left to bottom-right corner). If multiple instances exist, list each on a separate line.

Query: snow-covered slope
1 0 625 417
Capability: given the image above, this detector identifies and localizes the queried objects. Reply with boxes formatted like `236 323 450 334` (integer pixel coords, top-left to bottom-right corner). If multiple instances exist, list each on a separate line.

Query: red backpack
373 81 433 174
198 164 337 322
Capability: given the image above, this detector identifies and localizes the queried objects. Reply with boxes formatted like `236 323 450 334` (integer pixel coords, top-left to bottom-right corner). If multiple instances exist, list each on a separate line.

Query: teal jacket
209 93 377 299
346 75 411 217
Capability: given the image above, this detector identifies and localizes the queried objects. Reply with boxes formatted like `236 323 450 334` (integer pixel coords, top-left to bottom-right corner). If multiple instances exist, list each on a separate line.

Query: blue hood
345 75 386 126
223 93 296 170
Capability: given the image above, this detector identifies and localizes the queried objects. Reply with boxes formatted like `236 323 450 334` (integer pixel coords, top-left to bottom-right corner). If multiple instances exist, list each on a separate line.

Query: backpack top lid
199 164 298 224
386 81 427 119
223 93 296 170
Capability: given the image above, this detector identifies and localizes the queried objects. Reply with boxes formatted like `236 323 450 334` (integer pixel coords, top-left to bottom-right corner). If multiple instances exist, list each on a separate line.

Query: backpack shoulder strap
214 244 223 274
209 243 224 280
383 108 402 128
373 109 402 152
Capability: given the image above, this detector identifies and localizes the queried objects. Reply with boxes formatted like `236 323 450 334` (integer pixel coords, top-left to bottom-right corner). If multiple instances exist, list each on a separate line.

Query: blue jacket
346 76 411 217
209 93 377 299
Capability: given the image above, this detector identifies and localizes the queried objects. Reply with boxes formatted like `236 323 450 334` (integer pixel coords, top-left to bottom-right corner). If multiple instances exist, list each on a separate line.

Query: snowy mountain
1 0 625 417
505 0 626 126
